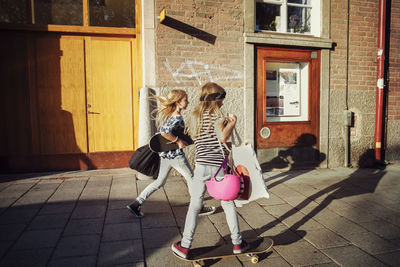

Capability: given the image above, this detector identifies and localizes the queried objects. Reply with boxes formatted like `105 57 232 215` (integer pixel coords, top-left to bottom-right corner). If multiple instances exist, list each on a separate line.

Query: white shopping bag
231 130 269 207
214 119 269 207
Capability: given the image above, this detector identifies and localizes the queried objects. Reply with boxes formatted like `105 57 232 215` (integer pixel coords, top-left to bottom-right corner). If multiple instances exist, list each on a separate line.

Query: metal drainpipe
344 0 351 167
374 0 387 163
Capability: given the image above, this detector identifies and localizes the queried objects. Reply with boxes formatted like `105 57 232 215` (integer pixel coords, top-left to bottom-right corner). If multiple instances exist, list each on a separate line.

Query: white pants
137 155 193 204
181 164 242 248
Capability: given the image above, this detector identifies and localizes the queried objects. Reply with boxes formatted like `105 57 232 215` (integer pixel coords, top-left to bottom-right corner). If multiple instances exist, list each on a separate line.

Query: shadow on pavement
261 134 326 191
253 149 385 246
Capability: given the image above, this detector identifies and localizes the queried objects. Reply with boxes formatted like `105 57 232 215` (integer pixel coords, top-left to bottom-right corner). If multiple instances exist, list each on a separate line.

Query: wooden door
256 47 320 148
0 32 31 156
85 37 134 152
34 34 88 154
33 35 135 154
0 32 138 170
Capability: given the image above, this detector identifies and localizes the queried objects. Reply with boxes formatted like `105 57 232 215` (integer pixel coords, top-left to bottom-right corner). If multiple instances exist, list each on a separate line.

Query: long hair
188 82 225 138
151 89 187 127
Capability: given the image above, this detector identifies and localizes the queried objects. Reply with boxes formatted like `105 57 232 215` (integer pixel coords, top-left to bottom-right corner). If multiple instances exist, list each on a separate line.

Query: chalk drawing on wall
164 59 243 85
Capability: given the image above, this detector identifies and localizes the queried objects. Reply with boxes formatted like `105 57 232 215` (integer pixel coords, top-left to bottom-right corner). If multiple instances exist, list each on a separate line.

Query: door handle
88 111 100 114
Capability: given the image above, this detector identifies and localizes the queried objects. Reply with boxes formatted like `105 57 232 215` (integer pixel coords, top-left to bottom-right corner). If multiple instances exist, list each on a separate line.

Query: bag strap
212 116 231 177
215 130 241 178
231 127 242 146
206 112 237 177
216 137 228 157
213 158 228 177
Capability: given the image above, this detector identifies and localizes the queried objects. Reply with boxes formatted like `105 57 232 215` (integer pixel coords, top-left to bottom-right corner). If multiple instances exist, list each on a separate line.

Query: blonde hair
188 82 225 138
152 89 187 127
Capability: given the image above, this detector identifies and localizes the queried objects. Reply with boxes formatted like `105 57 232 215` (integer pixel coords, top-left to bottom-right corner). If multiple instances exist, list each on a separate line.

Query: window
0 0 136 28
35 0 83 26
0 0 28 24
266 61 309 122
89 0 135 28
255 0 321 36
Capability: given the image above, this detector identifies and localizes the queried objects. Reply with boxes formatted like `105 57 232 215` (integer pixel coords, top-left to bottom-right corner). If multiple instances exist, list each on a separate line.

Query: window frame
255 0 321 37
0 0 139 36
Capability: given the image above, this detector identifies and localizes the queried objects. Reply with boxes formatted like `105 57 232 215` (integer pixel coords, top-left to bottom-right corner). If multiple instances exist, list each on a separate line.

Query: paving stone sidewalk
0 164 399 267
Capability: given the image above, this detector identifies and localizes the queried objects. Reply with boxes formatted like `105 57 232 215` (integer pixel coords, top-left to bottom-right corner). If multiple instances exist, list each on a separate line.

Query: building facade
143 0 399 170
1 0 399 171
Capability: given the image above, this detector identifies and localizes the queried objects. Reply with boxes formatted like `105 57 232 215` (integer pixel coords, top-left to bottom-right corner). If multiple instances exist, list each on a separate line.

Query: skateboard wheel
193 262 202 267
251 255 259 264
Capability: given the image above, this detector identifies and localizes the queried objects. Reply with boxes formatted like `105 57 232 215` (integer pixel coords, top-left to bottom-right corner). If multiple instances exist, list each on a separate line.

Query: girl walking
172 82 248 258
127 89 215 217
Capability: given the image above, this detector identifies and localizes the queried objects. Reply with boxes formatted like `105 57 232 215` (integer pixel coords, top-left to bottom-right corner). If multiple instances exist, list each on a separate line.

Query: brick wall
387 0 400 161
155 0 244 89
330 0 380 167
331 0 378 93
330 0 400 165
388 1 400 121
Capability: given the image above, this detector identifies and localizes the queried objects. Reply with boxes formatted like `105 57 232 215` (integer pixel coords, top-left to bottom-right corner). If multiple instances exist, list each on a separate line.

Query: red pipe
374 0 387 162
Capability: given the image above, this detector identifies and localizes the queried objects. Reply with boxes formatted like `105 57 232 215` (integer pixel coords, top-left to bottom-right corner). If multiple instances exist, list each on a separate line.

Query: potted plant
288 14 299 33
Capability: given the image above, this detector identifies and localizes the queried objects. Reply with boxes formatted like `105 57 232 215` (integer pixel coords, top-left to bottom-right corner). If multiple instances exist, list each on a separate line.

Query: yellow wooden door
85 37 134 152
35 35 88 154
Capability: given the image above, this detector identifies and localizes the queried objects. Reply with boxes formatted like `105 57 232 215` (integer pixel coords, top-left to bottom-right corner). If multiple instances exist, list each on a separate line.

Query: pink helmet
206 174 241 201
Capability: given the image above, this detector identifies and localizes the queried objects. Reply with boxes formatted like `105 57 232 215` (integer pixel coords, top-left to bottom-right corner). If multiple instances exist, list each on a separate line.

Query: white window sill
245 31 333 49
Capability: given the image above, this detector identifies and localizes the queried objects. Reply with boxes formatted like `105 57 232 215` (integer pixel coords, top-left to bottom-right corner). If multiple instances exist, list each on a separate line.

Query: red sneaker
171 241 189 259
233 240 249 254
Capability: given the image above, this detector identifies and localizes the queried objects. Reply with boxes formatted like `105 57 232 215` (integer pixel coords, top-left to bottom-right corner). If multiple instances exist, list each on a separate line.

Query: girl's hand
219 114 237 143
226 114 237 125
176 139 188 149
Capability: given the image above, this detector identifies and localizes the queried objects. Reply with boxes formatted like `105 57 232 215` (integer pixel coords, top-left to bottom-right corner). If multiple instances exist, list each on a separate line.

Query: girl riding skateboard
172 82 249 258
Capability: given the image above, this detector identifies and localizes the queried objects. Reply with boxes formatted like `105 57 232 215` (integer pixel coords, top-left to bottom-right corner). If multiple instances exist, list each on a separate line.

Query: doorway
256 47 320 149
33 34 135 154
0 32 139 170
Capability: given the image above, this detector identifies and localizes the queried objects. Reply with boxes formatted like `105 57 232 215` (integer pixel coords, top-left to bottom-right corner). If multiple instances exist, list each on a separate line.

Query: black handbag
129 145 160 178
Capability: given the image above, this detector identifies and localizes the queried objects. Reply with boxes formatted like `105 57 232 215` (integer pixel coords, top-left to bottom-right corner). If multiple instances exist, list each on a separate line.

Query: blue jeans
137 155 193 204
181 164 242 248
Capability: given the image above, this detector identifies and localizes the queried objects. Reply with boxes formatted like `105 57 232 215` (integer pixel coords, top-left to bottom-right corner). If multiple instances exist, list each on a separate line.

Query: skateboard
149 132 193 153
173 237 273 267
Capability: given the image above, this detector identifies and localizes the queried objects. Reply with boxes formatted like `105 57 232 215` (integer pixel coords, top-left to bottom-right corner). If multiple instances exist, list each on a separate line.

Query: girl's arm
160 133 187 148
160 116 187 149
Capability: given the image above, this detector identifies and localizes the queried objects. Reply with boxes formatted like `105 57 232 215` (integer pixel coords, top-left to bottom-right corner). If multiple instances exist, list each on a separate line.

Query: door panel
35 35 87 154
0 33 31 155
86 38 134 152
256 47 320 148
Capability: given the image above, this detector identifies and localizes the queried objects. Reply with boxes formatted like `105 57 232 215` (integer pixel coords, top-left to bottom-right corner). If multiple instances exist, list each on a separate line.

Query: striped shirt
194 110 229 167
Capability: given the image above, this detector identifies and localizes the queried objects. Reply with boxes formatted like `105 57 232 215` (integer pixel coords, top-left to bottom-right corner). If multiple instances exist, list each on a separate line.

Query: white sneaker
199 205 216 216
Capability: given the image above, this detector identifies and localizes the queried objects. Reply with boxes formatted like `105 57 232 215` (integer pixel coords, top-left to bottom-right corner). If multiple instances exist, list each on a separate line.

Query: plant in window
300 22 311 33
266 20 277 31
288 14 299 32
